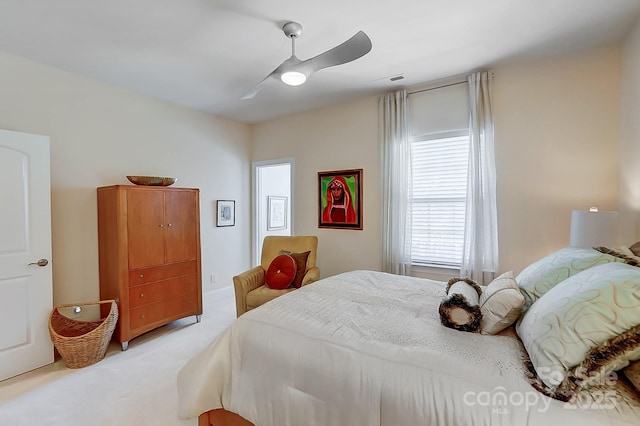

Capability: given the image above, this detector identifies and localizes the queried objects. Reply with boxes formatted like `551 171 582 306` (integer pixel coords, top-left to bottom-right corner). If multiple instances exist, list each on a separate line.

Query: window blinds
410 135 469 267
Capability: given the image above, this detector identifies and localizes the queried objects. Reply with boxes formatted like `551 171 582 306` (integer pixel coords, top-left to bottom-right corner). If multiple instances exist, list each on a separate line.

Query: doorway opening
252 159 294 265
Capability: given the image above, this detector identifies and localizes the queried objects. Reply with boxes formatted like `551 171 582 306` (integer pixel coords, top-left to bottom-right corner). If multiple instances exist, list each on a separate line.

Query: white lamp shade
569 210 618 248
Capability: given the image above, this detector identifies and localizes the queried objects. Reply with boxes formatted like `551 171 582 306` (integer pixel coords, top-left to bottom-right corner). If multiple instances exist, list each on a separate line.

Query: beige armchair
233 235 319 317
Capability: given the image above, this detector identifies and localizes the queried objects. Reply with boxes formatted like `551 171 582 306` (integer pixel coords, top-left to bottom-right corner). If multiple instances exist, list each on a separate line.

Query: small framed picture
267 196 287 230
216 200 235 227
318 169 363 230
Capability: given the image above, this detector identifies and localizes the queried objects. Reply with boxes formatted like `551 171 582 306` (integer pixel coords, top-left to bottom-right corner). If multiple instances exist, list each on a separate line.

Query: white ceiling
1 0 639 123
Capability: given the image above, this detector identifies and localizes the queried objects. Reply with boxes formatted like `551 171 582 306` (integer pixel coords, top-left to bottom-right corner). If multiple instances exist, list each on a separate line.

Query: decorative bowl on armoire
126 176 177 186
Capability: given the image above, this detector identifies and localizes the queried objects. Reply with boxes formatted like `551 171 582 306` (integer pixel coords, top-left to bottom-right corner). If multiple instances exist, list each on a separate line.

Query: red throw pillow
279 250 311 288
265 254 297 290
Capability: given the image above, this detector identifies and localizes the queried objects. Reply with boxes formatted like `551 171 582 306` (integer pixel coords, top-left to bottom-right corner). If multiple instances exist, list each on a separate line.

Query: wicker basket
48 300 118 369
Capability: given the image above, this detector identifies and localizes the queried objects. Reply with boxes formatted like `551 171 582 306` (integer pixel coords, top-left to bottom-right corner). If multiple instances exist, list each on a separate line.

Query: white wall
0 52 251 305
252 45 622 278
493 46 621 273
619 20 640 241
252 98 381 278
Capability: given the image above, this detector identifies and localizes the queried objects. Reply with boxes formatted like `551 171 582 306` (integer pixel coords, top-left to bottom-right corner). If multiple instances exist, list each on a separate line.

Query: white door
0 128 53 381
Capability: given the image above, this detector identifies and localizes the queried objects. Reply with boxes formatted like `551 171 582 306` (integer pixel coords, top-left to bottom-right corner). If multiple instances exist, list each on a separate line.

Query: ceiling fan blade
304 30 372 73
242 55 303 99
241 73 276 100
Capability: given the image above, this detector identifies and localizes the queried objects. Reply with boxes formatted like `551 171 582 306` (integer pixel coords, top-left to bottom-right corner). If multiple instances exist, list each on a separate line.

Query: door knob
28 259 49 267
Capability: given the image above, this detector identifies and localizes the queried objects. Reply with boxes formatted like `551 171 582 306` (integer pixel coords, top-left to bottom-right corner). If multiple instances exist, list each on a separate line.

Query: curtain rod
408 80 467 96
407 72 495 95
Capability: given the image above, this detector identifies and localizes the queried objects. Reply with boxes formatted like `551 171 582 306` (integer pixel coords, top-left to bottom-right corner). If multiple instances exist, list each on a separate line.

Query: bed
177 267 640 425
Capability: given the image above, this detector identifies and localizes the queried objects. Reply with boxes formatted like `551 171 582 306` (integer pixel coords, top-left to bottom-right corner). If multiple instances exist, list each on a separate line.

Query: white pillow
517 262 640 393
516 247 622 312
478 271 524 335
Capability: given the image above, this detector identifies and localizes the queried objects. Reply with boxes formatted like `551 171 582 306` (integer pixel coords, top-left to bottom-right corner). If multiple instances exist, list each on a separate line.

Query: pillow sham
593 245 640 267
517 262 640 400
516 247 622 312
478 271 524 335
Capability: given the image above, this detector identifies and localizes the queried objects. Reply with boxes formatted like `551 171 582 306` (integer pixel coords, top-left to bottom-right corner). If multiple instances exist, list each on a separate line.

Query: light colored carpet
0 286 236 426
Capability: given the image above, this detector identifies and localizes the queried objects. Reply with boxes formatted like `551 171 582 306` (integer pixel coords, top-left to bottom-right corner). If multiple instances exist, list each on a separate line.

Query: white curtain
461 71 499 284
380 89 412 275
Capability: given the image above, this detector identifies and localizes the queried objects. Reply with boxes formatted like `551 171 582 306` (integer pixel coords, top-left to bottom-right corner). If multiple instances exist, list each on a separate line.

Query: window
407 81 470 268
410 133 469 267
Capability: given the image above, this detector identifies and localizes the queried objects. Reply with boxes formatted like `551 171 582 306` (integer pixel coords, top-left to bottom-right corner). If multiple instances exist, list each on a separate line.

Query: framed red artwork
317 169 363 230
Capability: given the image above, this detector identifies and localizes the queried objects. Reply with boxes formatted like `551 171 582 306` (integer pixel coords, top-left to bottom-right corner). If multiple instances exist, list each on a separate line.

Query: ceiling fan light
281 71 306 86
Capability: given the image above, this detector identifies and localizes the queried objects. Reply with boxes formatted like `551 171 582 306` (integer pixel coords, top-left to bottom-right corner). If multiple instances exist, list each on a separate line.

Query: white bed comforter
177 270 640 425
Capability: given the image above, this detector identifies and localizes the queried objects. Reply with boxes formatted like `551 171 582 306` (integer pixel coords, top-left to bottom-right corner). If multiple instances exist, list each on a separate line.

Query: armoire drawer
128 260 197 286
129 293 198 330
128 274 198 309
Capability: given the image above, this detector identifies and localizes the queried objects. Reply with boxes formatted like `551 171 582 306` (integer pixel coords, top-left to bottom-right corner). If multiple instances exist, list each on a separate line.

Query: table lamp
569 207 618 248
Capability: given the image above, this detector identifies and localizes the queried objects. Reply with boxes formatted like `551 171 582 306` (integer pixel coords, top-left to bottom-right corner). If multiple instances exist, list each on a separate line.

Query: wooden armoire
97 185 202 350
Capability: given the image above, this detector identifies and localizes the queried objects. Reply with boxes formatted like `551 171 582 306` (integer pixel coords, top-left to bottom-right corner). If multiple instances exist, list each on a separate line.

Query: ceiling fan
242 21 372 100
